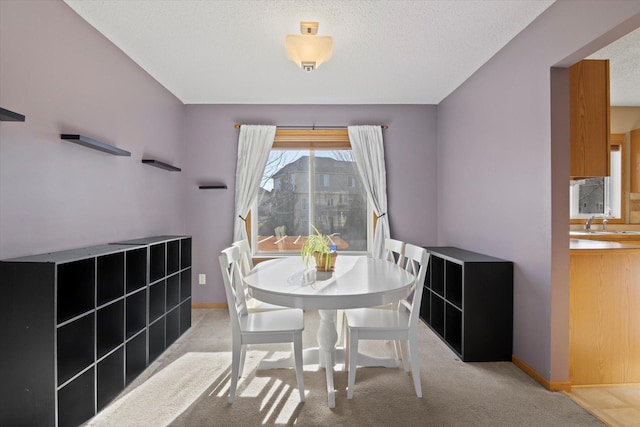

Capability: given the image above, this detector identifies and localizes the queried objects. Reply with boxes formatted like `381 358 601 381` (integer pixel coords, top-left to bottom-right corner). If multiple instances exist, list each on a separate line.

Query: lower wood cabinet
570 246 640 385
0 235 192 427
420 246 513 362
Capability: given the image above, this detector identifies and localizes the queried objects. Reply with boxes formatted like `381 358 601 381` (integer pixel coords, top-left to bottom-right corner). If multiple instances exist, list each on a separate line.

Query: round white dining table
242 255 415 408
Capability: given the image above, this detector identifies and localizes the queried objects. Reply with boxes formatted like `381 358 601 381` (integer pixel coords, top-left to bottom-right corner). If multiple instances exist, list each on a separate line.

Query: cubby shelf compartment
421 246 513 362
142 159 181 171
97 348 124 412
125 332 147 386
126 289 147 339
199 184 227 189
60 134 131 156
0 107 26 121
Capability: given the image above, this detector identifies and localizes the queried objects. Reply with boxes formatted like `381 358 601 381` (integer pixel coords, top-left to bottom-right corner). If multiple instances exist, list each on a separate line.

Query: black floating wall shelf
199 184 227 189
142 159 181 172
60 134 131 156
0 107 26 122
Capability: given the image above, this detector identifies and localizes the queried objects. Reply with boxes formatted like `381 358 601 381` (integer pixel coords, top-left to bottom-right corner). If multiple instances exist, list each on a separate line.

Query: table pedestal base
318 309 338 407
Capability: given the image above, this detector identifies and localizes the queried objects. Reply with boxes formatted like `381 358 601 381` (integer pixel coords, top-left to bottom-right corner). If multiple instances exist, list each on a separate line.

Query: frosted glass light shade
285 34 334 71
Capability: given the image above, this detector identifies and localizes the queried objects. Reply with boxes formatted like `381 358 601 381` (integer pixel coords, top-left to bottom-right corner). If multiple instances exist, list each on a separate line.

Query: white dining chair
340 238 406 348
233 239 254 274
376 238 406 310
232 239 288 312
344 243 429 399
219 246 306 403
385 237 406 268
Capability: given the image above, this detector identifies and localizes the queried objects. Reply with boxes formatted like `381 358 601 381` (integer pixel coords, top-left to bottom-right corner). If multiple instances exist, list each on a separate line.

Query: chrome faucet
585 215 596 232
602 209 612 231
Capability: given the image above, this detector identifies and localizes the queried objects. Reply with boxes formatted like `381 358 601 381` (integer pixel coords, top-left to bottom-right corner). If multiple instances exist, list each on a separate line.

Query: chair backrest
274 225 286 238
385 238 405 267
274 226 286 251
219 246 248 333
401 243 430 329
232 239 254 276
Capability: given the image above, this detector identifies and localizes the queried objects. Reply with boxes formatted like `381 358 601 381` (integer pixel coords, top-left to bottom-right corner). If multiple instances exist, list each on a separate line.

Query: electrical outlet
198 274 206 285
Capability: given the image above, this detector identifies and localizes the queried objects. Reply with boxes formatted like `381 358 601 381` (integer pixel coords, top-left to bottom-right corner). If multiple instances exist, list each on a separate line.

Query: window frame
246 128 373 258
570 133 626 225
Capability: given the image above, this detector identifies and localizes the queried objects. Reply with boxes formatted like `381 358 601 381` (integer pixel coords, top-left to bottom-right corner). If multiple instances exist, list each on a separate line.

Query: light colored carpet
86 352 233 426
85 309 603 426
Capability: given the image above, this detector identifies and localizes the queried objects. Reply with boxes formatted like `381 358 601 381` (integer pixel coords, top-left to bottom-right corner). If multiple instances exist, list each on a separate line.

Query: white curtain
348 125 389 259
233 125 276 242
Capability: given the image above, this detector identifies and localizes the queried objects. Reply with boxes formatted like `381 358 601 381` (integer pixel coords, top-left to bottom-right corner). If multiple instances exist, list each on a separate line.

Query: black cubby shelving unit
420 246 513 362
60 134 131 156
0 235 192 427
0 244 145 427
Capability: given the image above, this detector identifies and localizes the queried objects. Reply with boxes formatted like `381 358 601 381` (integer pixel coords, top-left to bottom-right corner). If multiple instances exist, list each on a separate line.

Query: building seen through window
253 149 369 255
570 141 622 220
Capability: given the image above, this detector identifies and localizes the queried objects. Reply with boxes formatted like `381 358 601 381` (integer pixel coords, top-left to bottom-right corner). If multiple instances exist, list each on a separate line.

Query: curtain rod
233 123 388 130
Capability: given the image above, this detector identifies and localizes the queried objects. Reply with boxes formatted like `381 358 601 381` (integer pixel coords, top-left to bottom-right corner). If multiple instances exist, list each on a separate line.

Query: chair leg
293 336 305 402
345 327 349 368
347 329 358 399
408 337 422 398
399 340 410 372
229 339 241 404
238 344 247 379
394 339 410 372
336 309 345 346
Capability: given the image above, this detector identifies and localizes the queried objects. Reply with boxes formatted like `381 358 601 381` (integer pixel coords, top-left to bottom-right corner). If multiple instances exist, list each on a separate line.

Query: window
317 174 330 187
251 129 371 256
570 177 608 215
570 135 624 221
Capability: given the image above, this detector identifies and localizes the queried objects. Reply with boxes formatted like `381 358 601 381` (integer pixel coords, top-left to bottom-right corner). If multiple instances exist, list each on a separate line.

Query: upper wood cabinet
570 59 610 178
629 129 640 192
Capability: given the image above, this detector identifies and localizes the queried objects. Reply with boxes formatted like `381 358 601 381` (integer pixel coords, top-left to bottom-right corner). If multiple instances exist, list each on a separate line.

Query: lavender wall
0 1 185 259
183 105 438 304
437 1 640 382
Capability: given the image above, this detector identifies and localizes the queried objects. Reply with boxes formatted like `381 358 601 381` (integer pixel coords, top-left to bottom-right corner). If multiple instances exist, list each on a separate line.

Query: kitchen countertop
570 238 640 251
570 230 640 238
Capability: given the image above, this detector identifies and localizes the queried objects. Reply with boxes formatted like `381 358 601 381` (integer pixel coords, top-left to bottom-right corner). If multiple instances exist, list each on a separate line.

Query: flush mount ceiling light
285 21 333 72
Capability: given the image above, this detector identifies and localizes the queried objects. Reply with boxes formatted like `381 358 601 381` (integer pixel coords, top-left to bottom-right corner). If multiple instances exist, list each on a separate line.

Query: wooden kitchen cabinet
570 59 610 178
629 129 640 222
570 242 640 385
629 129 640 191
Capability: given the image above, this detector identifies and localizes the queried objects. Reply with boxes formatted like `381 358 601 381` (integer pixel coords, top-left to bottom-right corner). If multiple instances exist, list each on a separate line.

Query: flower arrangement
300 225 338 271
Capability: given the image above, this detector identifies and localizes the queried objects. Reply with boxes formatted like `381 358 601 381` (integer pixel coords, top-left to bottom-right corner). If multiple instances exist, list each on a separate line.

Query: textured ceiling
589 27 640 107
62 0 637 106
